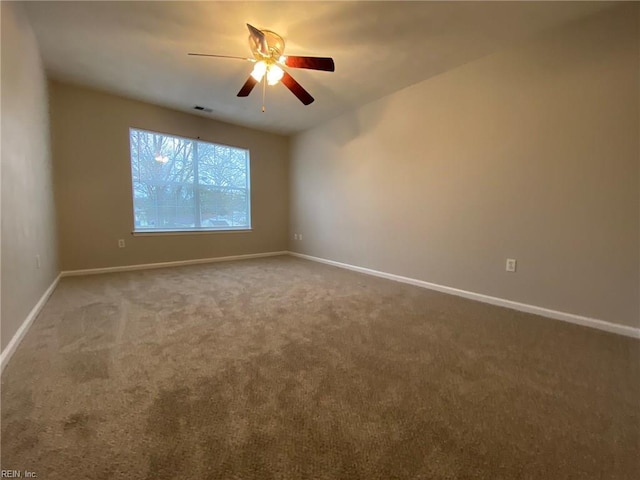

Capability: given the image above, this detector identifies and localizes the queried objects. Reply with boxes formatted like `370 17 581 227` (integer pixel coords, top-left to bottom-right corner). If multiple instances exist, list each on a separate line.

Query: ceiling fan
189 24 335 110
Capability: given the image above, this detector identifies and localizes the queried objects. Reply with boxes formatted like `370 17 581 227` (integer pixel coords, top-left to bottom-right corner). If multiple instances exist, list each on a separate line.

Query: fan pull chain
262 75 266 112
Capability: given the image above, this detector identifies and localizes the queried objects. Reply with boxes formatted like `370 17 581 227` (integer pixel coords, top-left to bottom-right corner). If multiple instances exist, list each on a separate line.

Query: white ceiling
24 1 615 135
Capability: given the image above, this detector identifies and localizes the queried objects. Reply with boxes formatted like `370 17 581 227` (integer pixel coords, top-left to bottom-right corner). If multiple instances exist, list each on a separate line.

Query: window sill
132 229 252 237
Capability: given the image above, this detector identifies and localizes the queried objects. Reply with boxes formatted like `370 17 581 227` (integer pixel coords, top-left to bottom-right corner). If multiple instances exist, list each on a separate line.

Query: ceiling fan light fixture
251 61 267 81
190 23 334 108
267 64 284 85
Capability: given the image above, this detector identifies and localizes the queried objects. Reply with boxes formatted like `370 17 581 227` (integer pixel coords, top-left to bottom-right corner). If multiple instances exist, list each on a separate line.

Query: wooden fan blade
237 76 258 97
247 23 269 56
281 72 314 105
188 53 253 61
283 56 335 72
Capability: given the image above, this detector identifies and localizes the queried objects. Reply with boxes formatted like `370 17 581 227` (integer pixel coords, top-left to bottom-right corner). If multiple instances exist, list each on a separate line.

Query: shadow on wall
315 94 392 146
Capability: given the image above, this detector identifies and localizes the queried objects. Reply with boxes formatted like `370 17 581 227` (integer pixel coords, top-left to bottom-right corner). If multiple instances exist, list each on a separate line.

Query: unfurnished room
1 1 638 479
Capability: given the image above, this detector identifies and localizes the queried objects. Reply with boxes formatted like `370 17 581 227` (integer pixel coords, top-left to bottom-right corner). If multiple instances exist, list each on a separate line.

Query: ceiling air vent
193 105 213 113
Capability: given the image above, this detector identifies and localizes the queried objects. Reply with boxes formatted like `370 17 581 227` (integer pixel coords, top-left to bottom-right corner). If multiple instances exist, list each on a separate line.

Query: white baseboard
1 273 62 373
3 250 634 374
61 251 289 277
288 252 640 339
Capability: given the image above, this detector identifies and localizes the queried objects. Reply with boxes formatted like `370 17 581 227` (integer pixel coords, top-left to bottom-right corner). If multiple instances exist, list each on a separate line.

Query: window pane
130 128 251 232
196 142 247 188
199 187 248 228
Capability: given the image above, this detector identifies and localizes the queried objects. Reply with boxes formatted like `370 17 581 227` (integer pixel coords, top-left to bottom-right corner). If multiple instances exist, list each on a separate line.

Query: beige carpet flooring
1 255 638 479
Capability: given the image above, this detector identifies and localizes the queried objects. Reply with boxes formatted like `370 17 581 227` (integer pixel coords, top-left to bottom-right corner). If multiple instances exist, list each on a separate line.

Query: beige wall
1 3 59 351
290 5 639 328
50 82 289 271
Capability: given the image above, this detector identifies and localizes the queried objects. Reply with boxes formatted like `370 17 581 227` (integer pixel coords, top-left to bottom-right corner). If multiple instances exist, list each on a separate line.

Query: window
129 128 251 233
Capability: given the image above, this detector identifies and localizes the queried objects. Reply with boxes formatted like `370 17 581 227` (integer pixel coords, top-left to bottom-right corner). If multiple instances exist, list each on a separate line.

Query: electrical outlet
118 239 125 248
299 234 303 241
36 255 41 269
506 258 517 272
293 234 298 240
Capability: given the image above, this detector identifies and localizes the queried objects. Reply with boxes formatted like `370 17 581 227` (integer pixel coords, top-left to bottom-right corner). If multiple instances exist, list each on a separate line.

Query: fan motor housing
250 29 285 60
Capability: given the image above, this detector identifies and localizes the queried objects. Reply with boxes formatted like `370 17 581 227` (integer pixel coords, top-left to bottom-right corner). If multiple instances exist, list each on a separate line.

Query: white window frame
129 128 251 234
